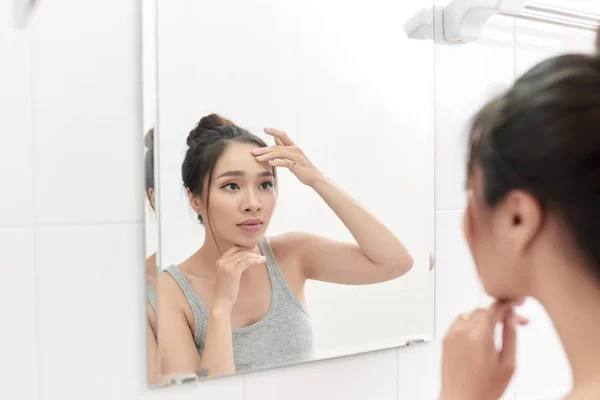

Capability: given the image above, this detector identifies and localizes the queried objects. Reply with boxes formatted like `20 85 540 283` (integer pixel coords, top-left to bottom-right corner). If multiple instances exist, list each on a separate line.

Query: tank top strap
259 236 311 318
164 265 207 347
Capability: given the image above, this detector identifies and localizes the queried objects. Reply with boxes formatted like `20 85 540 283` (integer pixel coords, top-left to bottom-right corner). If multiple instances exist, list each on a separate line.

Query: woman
158 113 414 378
144 128 160 384
440 32 600 399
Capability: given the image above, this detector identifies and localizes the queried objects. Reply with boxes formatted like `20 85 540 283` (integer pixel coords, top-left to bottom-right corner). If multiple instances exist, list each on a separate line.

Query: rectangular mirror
143 0 435 386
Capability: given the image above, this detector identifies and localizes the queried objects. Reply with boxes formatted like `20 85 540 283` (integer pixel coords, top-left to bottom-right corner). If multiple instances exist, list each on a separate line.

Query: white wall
142 0 158 259
1 1 598 400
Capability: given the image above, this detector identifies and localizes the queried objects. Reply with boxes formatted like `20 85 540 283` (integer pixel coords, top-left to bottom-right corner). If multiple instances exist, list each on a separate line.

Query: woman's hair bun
187 113 235 147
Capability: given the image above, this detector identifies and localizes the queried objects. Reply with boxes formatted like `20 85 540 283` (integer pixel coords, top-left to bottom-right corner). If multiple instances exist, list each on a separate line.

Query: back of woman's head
466 31 600 278
182 113 274 224
144 128 155 211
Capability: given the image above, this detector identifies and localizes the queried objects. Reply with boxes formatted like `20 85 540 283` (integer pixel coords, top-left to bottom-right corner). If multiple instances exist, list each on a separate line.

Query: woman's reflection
158 114 414 378
144 128 160 384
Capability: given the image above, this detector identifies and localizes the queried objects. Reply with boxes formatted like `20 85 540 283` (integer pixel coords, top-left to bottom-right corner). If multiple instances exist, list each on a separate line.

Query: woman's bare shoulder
266 232 312 273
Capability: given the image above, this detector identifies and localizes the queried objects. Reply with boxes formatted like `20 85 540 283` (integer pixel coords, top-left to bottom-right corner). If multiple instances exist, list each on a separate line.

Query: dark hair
182 113 276 225
144 128 155 211
466 40 600 277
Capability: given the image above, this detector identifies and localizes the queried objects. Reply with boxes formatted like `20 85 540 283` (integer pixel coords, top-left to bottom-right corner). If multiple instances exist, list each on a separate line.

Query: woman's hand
440 301 529 400
252 127 325 188
213 245 266 312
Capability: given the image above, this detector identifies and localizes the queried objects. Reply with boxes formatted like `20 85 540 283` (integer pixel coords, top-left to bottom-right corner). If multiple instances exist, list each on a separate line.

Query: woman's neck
188 236 262 277
534 256 600 394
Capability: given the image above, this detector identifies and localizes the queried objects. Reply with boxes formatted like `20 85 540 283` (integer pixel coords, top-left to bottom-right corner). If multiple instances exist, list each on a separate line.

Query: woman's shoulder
158 265 190 307
267 231 310 255
268 231 321 252
267 231 320 272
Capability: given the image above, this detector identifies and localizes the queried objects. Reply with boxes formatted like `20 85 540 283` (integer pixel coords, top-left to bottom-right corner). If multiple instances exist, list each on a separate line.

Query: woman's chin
232 235 262 250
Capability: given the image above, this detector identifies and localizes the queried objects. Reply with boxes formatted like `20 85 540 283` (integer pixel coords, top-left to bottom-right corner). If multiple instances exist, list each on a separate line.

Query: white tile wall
3 0 598 399
31 0 144 225
434 14 516 212
0 2 33 227
0 228 38 400
245 350 398 400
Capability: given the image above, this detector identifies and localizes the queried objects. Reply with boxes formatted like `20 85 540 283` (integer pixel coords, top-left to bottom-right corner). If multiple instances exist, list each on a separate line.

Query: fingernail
256 156 263 160
251 149 259 154
268 160 275 165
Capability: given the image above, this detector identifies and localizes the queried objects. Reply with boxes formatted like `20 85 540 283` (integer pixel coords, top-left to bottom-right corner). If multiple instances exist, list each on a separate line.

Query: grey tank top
165 236 314 372
147 285 158 341
147 285 158 316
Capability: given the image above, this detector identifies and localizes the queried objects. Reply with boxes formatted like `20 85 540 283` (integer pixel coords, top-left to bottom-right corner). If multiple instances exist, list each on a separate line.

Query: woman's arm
198 248 269 376
310 175 413 279
276 176 413 285
254 128 413 285
147 320 161 385
157 272 203 376
199 305 235 376
158 268 244 378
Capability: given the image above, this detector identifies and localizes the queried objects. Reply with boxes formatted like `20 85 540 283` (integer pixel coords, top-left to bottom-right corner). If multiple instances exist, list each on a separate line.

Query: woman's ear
503 190 543 255
186 188 202 214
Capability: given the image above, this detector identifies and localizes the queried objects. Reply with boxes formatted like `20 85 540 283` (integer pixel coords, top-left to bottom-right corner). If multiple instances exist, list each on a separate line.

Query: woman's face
198 141 277 249
463 167 533 301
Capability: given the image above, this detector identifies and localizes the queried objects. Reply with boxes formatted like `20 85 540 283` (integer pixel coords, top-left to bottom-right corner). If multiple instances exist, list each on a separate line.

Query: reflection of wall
2 1 598 400
144 201 158 258
142 0 158 260
142 0 156 135
156 0 435 353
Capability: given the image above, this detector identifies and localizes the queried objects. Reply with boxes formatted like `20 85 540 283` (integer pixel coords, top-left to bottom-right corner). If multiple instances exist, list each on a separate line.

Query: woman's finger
455 308 485 325
487 302 515 325
268 159 297 169
229 254 266 274
221 245 244 258
500 310 517 369
220 250 263 267
251 145 285 156
515 314 529 326
264 127 295 146
255 149 298 163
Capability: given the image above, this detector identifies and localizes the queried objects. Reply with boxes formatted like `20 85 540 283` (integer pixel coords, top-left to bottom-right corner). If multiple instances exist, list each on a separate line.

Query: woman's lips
237 223 262 233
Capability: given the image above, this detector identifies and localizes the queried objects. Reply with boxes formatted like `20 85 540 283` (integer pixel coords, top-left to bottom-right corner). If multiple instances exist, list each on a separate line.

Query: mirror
142 0 435 386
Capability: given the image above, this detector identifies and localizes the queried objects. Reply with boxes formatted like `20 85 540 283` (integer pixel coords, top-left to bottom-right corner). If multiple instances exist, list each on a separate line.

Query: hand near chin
229 242 261 254
440 301 529 400
251 127 325 188
213 245 266 311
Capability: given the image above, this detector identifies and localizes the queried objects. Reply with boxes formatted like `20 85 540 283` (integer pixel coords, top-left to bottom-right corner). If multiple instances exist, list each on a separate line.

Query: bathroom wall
1 0 598 399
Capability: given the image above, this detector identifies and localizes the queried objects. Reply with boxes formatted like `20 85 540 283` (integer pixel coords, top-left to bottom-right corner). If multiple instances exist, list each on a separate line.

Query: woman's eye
260 182 274 190
222 183 239 191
